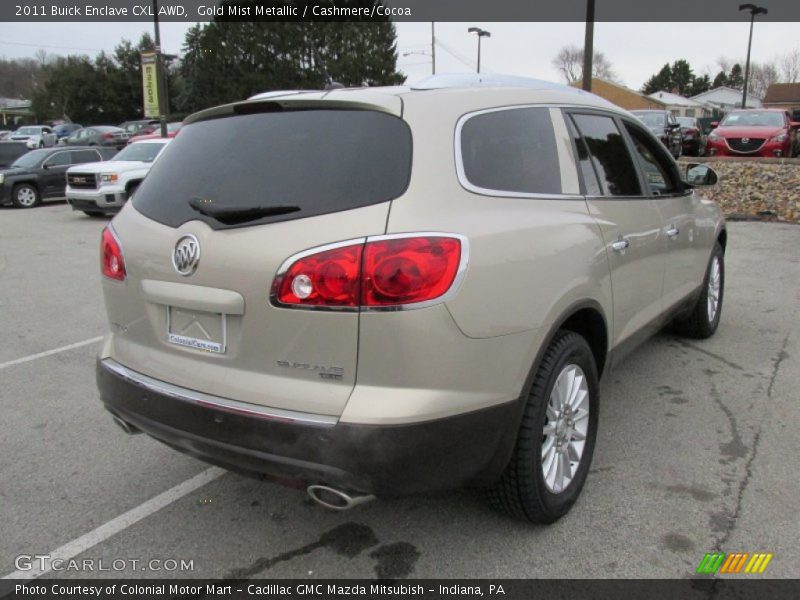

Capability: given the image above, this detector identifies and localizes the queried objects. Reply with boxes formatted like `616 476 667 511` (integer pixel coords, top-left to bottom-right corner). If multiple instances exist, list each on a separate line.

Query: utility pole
152 0 169 137
739 3 768 109
431 22 436 75
582 0 595 91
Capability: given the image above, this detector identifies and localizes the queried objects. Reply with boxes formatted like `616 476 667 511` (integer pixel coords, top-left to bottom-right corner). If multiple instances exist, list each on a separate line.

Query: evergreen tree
670 60 694 95
688 74 711 97
642 63 673 95
712 71 728 88
728 64 744 89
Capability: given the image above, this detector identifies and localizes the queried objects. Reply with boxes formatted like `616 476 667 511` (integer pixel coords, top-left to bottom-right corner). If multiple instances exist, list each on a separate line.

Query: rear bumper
96 358 520 497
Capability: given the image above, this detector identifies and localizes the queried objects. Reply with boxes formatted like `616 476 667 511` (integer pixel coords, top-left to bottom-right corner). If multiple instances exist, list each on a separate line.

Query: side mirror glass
685 163 719 187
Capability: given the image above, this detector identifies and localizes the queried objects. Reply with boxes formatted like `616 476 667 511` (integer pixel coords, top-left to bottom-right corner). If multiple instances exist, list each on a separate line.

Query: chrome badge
172 235 201 276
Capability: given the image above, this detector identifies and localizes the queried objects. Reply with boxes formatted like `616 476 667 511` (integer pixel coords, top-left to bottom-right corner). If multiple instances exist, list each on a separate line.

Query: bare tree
552 45 618 84
779 48 800 83
748 61 780 99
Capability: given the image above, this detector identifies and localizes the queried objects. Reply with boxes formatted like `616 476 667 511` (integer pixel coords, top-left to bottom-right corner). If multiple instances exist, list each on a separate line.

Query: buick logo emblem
172 235 201 276
742 137 750 144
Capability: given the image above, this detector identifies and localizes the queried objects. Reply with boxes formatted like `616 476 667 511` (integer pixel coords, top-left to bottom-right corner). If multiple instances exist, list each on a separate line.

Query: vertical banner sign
141 52 160 118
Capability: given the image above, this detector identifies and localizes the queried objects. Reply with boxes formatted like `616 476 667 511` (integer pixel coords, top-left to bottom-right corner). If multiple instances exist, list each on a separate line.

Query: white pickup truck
66 138 170 216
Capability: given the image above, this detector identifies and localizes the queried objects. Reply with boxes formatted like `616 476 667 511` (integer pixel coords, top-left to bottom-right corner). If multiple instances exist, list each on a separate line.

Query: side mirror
669 122 681 130
685 163 719 187
42 163 50 170
710 121 719 129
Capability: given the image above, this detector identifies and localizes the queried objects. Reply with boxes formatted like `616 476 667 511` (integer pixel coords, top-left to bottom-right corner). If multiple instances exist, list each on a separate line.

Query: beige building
570 78 666 111
762 83 800 115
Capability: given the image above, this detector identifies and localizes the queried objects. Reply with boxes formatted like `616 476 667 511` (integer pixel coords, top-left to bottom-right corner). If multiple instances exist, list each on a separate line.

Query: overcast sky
0 21 797 90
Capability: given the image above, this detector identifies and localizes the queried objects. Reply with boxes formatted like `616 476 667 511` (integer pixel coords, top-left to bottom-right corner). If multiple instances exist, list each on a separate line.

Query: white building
647 91 712 117
690 86 762 113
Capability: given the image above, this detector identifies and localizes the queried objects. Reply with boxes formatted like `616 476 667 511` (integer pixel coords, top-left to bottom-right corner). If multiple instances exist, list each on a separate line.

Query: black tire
11 183 40 208
487 330 599 524
82 210 105 217
672 242 724 339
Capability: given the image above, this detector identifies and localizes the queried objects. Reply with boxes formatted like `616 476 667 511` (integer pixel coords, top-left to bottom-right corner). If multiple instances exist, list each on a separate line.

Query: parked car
0 146 116 208
0 142 30 168
630 110 683 158
675 116 707 157
52 123 83 140
66 138 171 216
96 75 725 523
0 130 11 141
119 119 160 136
706 109 799 158
127 122 182 144
63 126 130 150
7 125 58 149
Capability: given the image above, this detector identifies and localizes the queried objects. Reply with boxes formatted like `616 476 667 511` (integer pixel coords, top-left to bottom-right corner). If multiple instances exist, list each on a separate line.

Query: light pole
467 27 491 74
152 0 169 137
739 3 768 109
582 0 595 92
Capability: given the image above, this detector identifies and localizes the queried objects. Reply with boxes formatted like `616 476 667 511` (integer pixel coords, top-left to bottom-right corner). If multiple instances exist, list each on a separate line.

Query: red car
706 109 799 158
126 122 182 144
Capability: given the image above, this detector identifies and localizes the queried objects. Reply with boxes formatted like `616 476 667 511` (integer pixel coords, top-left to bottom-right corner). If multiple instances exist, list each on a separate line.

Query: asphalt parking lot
1 204 798 580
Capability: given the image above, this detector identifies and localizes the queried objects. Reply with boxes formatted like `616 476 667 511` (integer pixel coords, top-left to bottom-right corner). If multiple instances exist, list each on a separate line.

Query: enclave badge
172 235 201 276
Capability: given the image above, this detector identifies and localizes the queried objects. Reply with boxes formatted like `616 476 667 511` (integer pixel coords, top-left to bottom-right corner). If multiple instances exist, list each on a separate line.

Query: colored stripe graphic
697 553 726 574
698 552 774 575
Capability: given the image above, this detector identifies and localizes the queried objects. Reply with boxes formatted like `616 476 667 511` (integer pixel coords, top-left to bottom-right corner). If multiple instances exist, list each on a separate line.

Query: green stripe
709 553 726 574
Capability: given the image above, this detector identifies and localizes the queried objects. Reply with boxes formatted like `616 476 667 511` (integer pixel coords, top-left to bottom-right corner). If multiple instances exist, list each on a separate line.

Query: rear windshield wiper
188 198 300 224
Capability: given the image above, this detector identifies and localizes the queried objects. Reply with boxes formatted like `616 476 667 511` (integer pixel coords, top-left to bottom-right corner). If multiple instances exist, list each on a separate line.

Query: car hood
67 160 150 173
713 126 784 138
9 134 35 139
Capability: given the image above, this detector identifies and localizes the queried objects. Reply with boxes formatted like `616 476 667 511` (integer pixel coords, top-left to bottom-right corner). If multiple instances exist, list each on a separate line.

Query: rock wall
679 157 800 223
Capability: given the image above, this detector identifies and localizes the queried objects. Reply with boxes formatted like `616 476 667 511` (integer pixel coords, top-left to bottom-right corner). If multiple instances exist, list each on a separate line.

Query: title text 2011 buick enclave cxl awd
96 75 726 523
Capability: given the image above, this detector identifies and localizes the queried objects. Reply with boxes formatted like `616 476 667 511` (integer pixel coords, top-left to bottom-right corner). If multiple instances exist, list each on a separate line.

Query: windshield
632 113 666 127
675 117 696 127
133 109 412 230
16 127 40 135
114 142 166 162
720 111 785 128
11 149 48 168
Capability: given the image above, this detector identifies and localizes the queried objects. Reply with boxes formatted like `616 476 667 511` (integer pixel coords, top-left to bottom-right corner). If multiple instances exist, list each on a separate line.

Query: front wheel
487 330 599 524
12 183 40 208
672 242 724 339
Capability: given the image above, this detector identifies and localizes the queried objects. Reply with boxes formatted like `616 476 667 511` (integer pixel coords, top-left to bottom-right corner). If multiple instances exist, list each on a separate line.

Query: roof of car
189 74 623 125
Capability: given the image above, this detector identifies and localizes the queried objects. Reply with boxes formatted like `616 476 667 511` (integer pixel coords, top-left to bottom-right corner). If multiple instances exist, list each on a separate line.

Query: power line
0 40 105 53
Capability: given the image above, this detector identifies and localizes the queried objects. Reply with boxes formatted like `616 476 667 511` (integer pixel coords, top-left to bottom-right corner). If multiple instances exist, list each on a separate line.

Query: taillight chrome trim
361 232 470 312
268 232 470 312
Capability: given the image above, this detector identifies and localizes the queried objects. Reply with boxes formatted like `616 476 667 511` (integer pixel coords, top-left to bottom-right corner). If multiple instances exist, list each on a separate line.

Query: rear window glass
459 107 562 195
132 109 412 230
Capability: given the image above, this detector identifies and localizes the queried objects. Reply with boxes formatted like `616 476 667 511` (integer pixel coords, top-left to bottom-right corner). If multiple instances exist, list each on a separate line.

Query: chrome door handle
610 239 630 253
666 225 680 238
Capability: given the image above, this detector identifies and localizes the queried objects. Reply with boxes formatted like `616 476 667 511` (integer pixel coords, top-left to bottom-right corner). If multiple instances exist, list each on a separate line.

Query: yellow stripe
734 553 749 573
758 553 774 574
744 554 761 573
720 553 737 574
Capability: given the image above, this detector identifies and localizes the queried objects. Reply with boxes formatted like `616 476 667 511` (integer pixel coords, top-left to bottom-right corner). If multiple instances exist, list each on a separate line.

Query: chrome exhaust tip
112 415 142 435
306 485 375 511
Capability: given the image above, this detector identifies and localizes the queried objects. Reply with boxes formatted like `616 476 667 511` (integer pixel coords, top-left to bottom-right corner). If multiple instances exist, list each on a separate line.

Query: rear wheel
82 210 105 217
488 330 599 524
12 184 39 208
672 242 724 339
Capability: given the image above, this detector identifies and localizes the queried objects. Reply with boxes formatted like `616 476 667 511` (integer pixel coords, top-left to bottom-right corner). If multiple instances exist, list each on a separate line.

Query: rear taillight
272 234 465 310
103 132 114 140
101 227 126 281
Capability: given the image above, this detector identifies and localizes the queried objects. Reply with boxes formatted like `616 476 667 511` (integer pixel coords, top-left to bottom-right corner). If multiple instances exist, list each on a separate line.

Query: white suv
66 139 170 216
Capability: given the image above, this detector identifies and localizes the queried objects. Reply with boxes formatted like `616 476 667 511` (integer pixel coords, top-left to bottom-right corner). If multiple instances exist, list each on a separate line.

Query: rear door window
71 149 102 164
569 114 641 196
458 107 562 195
132 109 412 230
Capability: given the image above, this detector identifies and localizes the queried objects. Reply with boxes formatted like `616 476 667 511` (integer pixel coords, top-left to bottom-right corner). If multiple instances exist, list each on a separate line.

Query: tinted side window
71 150 102 164
460 107 562 195
43 152 71 167
565 116 602 196
570 114 641 196
623 122 682 195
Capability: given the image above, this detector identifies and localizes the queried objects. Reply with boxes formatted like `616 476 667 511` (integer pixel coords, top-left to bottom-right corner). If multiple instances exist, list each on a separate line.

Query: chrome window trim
268 232 470 313
454 103 587 201
100 358 338 427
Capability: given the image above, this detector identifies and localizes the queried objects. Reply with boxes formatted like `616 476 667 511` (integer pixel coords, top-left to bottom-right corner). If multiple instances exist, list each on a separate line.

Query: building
571 78 667 111
0 97 32 126
690 86 762 113
646 91 712 118
762 83 800 115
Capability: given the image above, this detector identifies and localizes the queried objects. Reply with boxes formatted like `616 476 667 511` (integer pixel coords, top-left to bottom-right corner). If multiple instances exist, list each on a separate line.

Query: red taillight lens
101 227 126 281
274 244 363 307
362 237 462 306
103 132 114 140
272 235 463 309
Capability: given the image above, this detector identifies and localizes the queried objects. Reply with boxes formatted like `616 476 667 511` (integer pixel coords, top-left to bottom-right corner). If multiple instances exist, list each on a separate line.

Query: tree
748 62 780 99
712 71 728 88
552 45 617 84
727 64 744 90
642 60 701 96
688 74 711 97
670 60 694 95
642 63 673 95
779 48 800 83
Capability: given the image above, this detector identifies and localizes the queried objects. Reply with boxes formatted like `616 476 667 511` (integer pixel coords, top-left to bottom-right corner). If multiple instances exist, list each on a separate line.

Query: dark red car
706 109 799 158
126 122 182 144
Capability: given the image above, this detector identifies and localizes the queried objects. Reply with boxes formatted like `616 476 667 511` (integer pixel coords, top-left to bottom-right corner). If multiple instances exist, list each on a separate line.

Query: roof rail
410 73 588 94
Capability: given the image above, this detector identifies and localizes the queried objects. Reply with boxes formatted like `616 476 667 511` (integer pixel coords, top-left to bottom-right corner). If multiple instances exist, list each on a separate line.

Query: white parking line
2 467 225 580
0 336 103 371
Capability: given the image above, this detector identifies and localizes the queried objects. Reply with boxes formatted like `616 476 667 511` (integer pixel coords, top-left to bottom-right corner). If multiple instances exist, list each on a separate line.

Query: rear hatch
104 98 411 417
